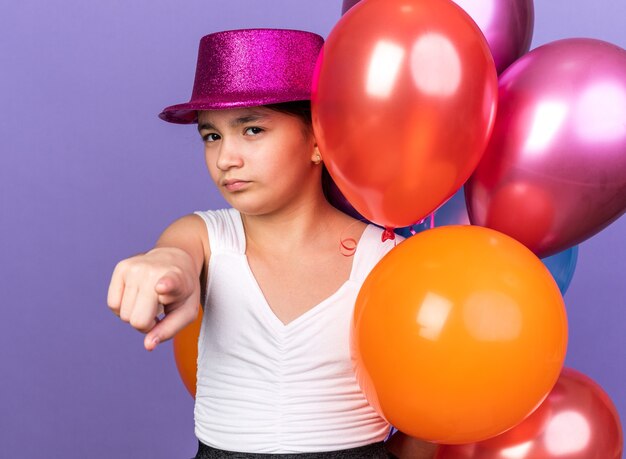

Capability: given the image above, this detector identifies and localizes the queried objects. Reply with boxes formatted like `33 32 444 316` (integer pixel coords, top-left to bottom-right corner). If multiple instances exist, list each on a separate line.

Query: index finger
143 303 199 351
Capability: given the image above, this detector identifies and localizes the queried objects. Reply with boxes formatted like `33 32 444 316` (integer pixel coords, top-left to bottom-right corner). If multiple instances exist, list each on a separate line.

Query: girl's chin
227 201 293 218
221 188 304 216
222 195 269 215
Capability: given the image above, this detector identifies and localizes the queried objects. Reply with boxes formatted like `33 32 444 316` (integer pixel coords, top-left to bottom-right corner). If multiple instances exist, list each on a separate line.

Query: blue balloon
541 245 579 295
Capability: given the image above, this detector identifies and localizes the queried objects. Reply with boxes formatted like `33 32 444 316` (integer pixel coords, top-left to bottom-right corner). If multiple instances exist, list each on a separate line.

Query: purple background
1 1 624 457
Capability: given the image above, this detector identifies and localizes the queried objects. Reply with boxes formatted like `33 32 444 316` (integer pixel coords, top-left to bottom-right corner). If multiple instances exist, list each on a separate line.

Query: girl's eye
244 127 264 136
203 133 220 143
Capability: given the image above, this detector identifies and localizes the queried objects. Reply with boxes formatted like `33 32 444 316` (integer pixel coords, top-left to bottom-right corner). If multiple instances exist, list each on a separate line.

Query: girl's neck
240 193 349 256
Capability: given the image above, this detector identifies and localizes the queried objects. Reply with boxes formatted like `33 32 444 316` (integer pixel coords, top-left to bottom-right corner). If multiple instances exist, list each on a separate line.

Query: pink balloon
436 367 623 459
466 38 626 257
341 0 534 74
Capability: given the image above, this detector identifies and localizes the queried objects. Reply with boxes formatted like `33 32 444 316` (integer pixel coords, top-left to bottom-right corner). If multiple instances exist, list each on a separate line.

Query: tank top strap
349 225 401 284
193 208 246 255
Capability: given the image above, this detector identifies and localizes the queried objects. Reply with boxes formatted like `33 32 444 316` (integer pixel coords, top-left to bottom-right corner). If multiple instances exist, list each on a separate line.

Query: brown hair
264 100 312 126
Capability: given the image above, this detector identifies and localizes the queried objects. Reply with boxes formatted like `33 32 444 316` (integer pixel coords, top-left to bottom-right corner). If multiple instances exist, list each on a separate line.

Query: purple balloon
453 0 533 74
341 0 534 74
341 0 361 15
466 38 626 258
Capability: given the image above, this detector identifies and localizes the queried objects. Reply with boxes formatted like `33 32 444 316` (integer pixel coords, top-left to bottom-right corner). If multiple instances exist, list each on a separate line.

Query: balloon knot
382 226 396 243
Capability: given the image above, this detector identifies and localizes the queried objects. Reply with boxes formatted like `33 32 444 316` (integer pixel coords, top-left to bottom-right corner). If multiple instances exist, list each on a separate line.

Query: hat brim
159 93 311 124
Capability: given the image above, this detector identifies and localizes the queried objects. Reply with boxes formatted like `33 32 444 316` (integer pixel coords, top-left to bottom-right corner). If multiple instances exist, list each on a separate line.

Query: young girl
107 28 437 459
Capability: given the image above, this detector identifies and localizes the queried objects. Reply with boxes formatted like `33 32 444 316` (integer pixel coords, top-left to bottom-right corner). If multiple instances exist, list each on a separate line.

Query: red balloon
436 367 624 458
342 0 534 75
313 0 497 228
476 180 556 251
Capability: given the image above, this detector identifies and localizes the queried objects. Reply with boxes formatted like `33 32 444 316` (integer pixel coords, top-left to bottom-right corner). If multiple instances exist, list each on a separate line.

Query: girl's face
197 107 320 216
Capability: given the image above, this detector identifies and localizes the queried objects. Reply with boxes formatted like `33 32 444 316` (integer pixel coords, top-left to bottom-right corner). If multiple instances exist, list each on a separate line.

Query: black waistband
194 440 392 459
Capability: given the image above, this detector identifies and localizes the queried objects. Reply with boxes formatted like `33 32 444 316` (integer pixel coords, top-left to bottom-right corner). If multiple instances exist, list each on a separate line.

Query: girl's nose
215 138 244 171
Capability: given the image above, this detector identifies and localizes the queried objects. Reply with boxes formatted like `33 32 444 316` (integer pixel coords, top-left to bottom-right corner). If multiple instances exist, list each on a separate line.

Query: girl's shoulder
194 207 237 221
154 213 211 285
193 208 245 255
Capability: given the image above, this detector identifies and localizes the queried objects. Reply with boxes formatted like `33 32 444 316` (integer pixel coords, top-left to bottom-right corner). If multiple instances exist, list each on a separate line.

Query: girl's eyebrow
230 112 269 127
197 112 270 133
197 122 217 133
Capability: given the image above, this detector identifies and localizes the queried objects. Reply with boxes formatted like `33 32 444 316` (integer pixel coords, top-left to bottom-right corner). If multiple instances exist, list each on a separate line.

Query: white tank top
193 208 398 454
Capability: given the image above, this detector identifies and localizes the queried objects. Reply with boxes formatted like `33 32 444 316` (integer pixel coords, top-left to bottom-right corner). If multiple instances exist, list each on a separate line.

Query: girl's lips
223 180 250 192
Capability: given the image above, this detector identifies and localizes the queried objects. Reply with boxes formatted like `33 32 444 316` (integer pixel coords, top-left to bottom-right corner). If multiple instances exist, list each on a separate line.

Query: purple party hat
159 29 324 124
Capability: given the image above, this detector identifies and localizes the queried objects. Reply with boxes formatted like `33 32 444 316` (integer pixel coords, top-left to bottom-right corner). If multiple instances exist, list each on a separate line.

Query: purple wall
1 1 624 457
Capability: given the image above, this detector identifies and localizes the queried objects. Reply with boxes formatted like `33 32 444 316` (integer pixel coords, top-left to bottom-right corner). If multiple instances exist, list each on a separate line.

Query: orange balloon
172 306 203 398
351 225 568 444
312 0 498 228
